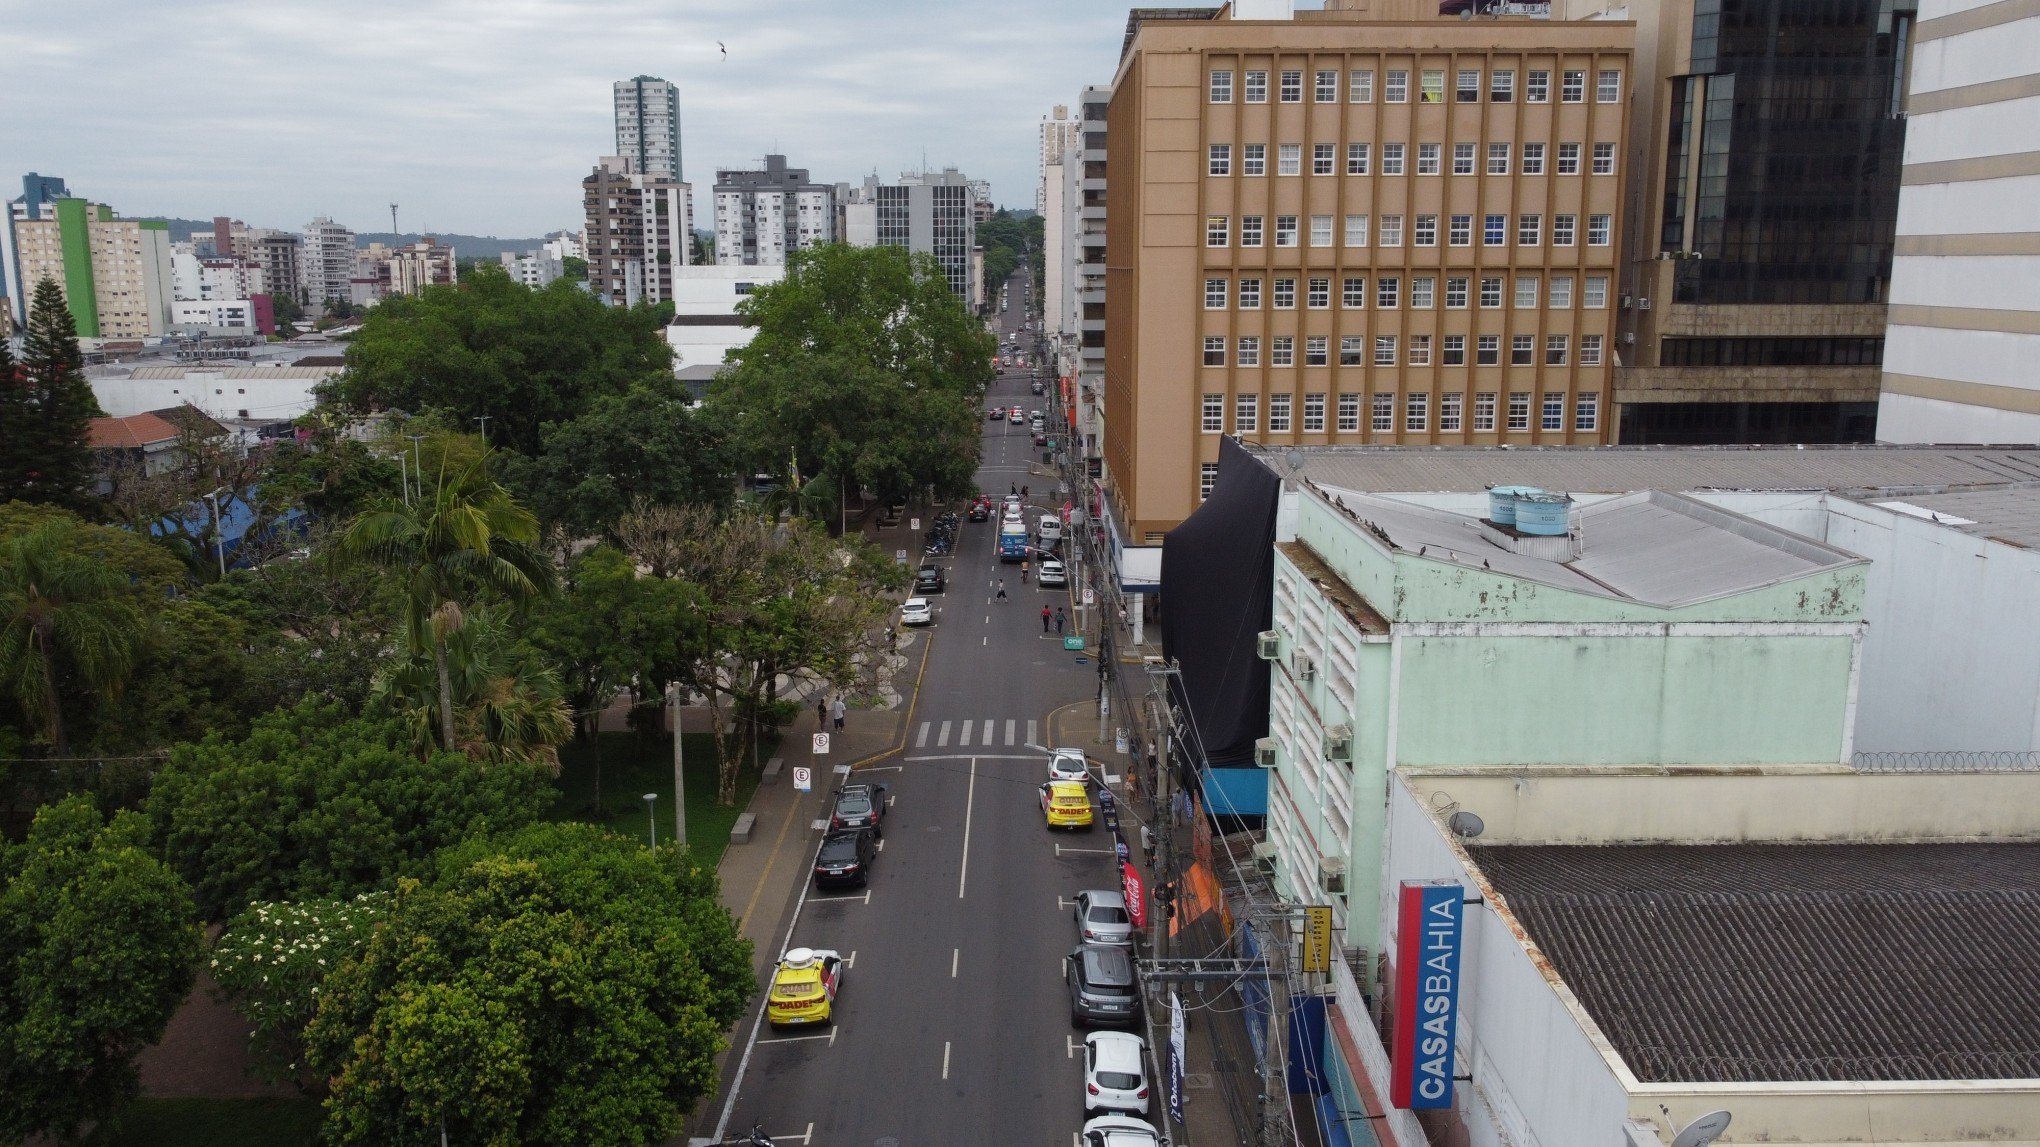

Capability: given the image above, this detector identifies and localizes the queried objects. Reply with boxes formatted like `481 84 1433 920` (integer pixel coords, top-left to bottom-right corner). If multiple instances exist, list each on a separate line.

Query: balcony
1080 206 1106 222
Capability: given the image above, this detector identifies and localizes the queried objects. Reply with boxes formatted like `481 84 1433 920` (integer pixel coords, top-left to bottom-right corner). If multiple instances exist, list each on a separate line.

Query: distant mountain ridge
137 217 557 261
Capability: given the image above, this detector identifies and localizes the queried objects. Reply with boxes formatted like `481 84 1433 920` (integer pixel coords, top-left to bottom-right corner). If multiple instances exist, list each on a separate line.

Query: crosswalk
914 718 1039 749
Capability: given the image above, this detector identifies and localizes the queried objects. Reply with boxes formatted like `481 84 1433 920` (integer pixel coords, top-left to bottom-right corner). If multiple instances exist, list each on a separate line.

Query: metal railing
1851 750 2040 773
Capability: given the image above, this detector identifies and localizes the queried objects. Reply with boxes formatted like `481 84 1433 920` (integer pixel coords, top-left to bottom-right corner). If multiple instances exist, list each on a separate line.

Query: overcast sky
2 0 1135 238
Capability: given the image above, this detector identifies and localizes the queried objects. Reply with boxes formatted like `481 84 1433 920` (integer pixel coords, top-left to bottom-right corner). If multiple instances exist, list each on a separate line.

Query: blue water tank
1487 485 1543 526
1514 491 1572 536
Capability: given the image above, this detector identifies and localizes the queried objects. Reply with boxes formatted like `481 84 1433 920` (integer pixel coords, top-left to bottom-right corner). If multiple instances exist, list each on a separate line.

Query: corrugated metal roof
1474 842 2040 1083
1868 487 2040 550
121 365 340 380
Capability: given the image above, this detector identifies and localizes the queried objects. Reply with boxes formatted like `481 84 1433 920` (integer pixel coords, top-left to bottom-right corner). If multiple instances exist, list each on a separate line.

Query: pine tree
0 333 27 504
16 277 102 511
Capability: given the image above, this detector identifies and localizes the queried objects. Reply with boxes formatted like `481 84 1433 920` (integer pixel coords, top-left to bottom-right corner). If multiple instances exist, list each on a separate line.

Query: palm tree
371 609 572 770
0 519 145 753
341 449 555 750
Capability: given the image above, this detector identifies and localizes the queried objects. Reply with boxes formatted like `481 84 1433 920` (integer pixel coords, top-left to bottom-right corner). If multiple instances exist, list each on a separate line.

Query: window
1280 70 1303 102
1236 336 1260 366
1420 69 1444 103
1515 275 1539 308
1580 334 1603 366
1526 70 1550 102
1410 276 1435 308
1303 392 1326 430
1275 216 1298 247
1241 215 1264 247
1406 392 1429 430
1542 393 1565 430
1377 277 1400 309
1204 336 1227 366
1245 70 1268 102
1315 70 1339 102
1269 393 1293 430
1381 143 1406 175
1561 70 1585 102
1206 215 1230 247
1490 69 1514 102
1307 277 1331 308
1484 214 1507 246
1235 394 1258 433
1209 144 1232 176
1522 143 1546 174
1592 142 1615 175
1508 391 1531 430
1210 70 1234 103
1385 69 1409 102
1575 392 1599 430
1244 144 1267 176
1372 392 1394 431
1414 214 1438 247
1408 335 1432 365
1518 214 1541 246
1587 214 1611 246
1374 335 1398 365
1457 69 1481 102
1487 142 1510 175
1479 277 1503 308
1205 278 1228 308
1596 69 1621 103
1347 143 1371 175
1273 277 1296 308
1452 143 1476 175
1379 215 1404 246
1337 393 1360 430
1552 214 1575 246
1344 215 1369 247
1350 69 1374 102
1477 335 1501 365
1583 276 1608 308
1272 336 1295 366
1549 275 1574 308
1313 143 1336 175
1445 277 1469 308
1417 143 1441 175
1511 335 1535 366
1340 336 1365 365
1553 145 1580 178
1449 214 1472 246
1545 334 1568 365
1278 144 1302 176
1201 462 1219 500
1443 335 1466 364
1305 337 1328 366
1302 216 1329 248
1203 393 1225 431
1342 277 1366 307
1474 391 1497 430
1239 278 1263 308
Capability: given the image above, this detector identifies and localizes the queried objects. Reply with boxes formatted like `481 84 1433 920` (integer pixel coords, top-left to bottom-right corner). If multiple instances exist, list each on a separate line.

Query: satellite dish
1670 1111 1732 1147
1283 447 1305 474
1447 811 1485 839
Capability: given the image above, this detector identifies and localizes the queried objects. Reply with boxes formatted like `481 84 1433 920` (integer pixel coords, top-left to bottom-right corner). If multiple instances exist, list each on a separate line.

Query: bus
998 521 1029 562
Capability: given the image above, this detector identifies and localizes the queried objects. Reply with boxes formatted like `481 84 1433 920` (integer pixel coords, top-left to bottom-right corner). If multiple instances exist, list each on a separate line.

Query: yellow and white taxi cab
767 947 844 1027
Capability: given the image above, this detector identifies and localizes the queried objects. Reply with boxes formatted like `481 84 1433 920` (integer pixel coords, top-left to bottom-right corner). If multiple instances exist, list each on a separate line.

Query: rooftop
1473 842 2040 1083
88 412 180 450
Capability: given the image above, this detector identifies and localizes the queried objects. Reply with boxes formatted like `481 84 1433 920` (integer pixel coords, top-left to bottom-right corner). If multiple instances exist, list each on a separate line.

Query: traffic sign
1303 905 1333 973
792 766 812 792
812 733 831 755
1063 635 1085 651
1082 587 1095 606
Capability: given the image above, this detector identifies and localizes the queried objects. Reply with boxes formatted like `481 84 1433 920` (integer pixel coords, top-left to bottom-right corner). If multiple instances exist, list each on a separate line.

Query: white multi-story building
172 247 267 302
1038 105 1075 336
614 75 682 181
300 216 355 307
169 299 262 333
837 168 978 304
1877 0 2040 442
540 230 583 262
582 156 694 307
1 172 72 329
664 263 786 396
500 248 563 289
712 155 834 266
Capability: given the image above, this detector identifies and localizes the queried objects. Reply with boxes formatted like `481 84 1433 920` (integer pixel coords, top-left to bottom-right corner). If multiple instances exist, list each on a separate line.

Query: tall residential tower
713 154 835 266
614 76 683 182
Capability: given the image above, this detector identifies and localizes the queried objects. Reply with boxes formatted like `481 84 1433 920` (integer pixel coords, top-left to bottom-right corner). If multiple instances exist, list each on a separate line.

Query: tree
524 544 702 739
209 893 389 1084
0 796 201 1144
370 608 573 770
96 596 265 753
0 337 28 507
0 518 147 754
3 278 103 511
340 451 555 750
560 255 587 282
706 243 994 514
502 376 733 538
304 822 752 1146
145 697 554 920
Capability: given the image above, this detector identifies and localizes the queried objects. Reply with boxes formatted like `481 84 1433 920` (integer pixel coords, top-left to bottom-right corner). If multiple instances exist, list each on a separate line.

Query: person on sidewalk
1041 605 1052 633
817 697 828 727
996 579 1008 602
1055 607 1066 635
831 697 847 731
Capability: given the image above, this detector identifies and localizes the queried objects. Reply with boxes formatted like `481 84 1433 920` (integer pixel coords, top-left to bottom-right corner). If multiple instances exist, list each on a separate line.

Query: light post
203 487 231 578
406 433 427 498
643 792 659 848
473 414 491 443
667 682 688 849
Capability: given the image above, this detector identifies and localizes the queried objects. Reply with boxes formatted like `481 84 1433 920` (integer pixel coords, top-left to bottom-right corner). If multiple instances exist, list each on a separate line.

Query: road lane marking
942 1040 952 1080
958 757 977 899
846 950 856 968
959 720 973 747
937 720 952 747
757 1028 838 1046
1058 896 1077 908
904 753 1039 762
980 719 993 745
952 948 959 978
1027 719 1038 745
1068 1034 1081 1058
1056 844 1116 856
1005 719 1017 745
916 722 930 748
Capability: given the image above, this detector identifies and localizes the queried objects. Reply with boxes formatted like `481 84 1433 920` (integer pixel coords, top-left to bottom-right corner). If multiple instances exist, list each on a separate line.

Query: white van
1037 515 1063 542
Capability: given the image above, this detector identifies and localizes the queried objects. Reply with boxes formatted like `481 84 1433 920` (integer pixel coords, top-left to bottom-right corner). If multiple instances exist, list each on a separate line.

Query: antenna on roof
390 203 399 237
1670 1112 1733 1147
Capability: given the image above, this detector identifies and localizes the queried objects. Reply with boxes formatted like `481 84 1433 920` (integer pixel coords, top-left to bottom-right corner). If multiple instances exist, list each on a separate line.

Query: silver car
1075 889 1133 946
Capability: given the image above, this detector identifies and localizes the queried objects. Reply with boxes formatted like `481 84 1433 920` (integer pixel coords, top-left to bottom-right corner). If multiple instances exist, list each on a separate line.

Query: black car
830 783 888 834
967 501 990 522
1031 381 1045 396
813 828 877 889
1066 943 1142 1027
915 564 946 593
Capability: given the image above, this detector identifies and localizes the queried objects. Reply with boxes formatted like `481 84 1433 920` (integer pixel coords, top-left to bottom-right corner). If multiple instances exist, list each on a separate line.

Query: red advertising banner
1120 861 1148 930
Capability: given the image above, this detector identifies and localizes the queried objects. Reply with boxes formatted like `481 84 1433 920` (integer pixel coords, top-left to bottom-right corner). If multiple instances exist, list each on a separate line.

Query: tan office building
1104 0 1632 544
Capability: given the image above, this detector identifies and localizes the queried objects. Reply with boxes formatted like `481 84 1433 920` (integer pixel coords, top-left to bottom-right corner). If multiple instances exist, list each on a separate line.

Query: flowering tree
210 894 390 1084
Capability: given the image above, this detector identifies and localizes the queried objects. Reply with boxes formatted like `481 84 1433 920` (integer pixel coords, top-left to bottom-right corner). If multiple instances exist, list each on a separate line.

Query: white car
1084 1031 1151 1114
1003 505 1025 524
1037 559 1067 587
901 597 933 626
1080 1113 1160 1145
1037 515 1063 542
1049 747 1089 782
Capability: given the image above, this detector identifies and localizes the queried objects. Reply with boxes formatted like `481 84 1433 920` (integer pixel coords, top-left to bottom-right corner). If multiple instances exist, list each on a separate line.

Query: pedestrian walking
831 697 847 732
1010 483 1018 496
1022 484 1030 499
1055 607 1066 635
1041 605 1052 633
996 579 1008 602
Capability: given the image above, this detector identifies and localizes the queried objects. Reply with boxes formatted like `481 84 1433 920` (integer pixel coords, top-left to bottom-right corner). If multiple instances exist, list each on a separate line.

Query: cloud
0 0 1130 237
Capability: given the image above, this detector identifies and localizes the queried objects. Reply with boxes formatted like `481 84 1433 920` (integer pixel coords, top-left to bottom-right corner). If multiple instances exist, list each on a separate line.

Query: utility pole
406 433 427 498
668 682 688 849
474 414 491 443
390 203 400 237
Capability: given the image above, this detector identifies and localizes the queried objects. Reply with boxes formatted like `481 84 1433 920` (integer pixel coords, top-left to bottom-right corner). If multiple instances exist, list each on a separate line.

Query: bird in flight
718 41 728 60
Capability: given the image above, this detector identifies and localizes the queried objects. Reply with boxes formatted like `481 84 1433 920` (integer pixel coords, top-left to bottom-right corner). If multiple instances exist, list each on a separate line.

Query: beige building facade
13 201 174 340
1104 2 1631 543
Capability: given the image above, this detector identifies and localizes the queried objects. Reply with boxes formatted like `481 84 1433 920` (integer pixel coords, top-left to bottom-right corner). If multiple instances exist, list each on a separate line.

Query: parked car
1038 559 1068 588
813 828 877 889
1038 515 1064 542
1048 747 1089 782
915 564 946 594
1074 889 1134 946
1031 380 1045 395
901 597 933 626
1080 1114 1162 1146
1084 1031 1151 1114
768 947 844 1026
830 782 888 833
1066 943 1140 1027
967 500 990 522
1041 780 1094 830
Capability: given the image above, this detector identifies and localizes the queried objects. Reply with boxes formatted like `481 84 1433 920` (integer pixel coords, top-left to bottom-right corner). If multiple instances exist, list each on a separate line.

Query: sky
1 0 1133 239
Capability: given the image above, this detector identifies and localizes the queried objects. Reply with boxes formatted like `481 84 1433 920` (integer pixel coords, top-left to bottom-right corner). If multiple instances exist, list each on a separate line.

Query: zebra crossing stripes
912 719 1040 749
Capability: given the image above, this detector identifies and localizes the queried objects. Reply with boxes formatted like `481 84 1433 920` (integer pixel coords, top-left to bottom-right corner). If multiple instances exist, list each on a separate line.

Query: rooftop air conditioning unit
1293 653 1317 682
1252 841 1279 876
1318 855 1348 895
1256 630 1283 661
1323 723 1353 762
1253 737 1279 768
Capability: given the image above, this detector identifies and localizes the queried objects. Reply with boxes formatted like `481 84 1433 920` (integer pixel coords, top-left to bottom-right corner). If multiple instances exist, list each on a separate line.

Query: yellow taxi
1040 780 1095 830
766 947 844 1027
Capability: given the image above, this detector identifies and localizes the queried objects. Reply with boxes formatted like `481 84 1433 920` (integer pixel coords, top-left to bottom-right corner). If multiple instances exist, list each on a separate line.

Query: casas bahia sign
1389 879 1464 1110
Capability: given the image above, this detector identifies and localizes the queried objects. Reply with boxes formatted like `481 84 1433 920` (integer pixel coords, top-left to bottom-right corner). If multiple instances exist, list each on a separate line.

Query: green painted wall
52 198 98 337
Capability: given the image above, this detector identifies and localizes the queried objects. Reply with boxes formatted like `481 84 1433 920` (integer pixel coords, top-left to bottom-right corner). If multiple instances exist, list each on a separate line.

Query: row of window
1210 67 1622 106
1205 212 1614 249
1209 141 1614 177
1204 273 1611 310
1200 333 1605 368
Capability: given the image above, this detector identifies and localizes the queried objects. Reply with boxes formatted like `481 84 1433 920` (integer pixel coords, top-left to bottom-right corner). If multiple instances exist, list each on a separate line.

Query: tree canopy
1 279 102 512
502 376 733 539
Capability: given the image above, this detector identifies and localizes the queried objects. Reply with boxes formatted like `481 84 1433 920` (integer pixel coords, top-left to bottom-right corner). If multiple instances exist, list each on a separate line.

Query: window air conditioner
1637 297 1652 311
1256 630 1283 661
1253 737 1279 768
1619 293 1633 309
1318 855 1347 895
1293 653 1316 682
1252 841 1279 876
1323 723 1353 762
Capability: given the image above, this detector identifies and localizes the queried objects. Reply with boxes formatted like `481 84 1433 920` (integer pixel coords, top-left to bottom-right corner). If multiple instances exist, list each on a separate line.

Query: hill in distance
139 217 558 262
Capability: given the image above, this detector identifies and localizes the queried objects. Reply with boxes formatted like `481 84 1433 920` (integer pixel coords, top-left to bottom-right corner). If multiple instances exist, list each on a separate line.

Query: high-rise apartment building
1040 107 1074 336
355 238 459 300
218 220 303 306
11 196 175 339
1 172 73 328
614 76 683 181
840 169 979 304
1103 1 1631 545
712 154 834 266
582 156 695 307
301 217 356 307
1875 0 2037 442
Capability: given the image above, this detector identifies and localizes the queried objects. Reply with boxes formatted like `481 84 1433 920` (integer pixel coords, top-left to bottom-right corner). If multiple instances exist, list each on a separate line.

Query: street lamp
406 433 428 498
643 792 659 848
203 487 231 578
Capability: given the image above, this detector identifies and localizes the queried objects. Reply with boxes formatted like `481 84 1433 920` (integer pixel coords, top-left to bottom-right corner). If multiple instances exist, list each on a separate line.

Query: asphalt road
722 272 1122 1146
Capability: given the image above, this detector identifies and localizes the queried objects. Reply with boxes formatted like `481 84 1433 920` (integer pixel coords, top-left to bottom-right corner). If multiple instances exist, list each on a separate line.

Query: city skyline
1 0 1131 237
